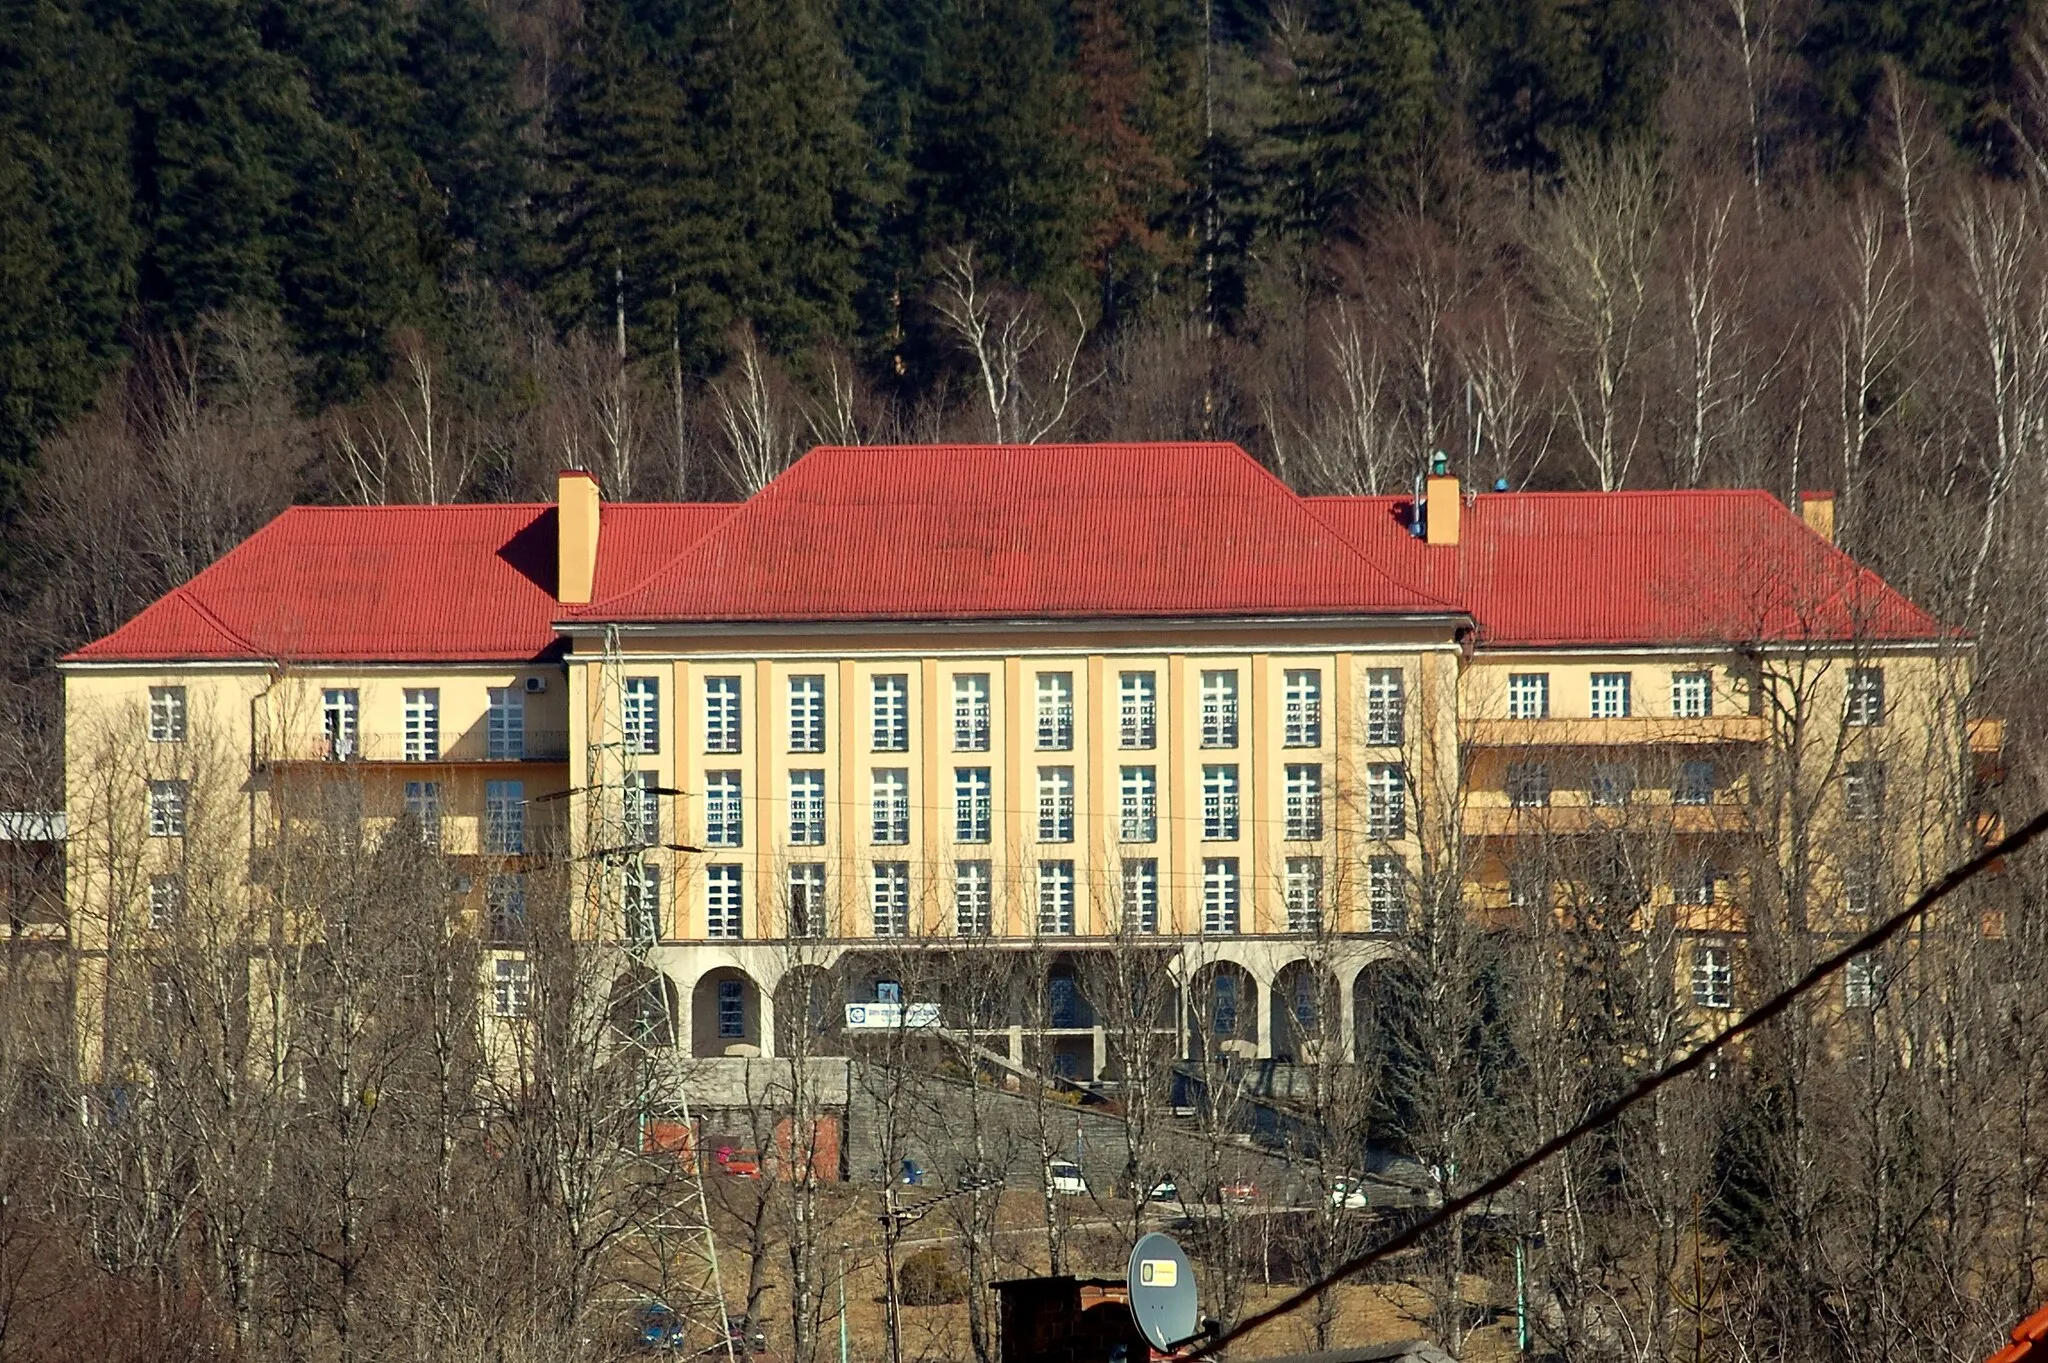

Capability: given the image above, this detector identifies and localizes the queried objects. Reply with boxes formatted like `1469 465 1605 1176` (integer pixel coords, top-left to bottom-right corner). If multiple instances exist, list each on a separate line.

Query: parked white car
1048 1160 1088 1195
1329 1178 1370 1210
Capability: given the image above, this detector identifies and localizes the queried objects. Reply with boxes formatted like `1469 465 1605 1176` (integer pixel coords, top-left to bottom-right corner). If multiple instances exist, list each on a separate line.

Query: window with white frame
148 874 184 931
953 673 991 751
706 864 743 939
1844 954 1881 1008
1590 672 1632 718
403 688 440 760
1843 857 1881 916
323 689 359 759
1365 669 1405 745
1844 761 1885 822
485 874 526 939
1285 763 1323 840
624 677 662 754
1284 669 1323 747
788 770 826 846
872 675 909 751
1507 673 1549 719
148 780 187 838
1846 666 1886 726
486 687 525 759
955 860 992 935
484 779 525 853
787 863 827 937
623 771 660 846
1116 765 1155 842
789 675 826 752
492 959 531 1017
1202 764 1240 840
871 862 909 936
1036 672 1074 750
705 771 743 847
148 686 187 743
1285 857 1323 933
1589 763 1634 808
1037 766 1075 842
1202 857 1240 933
1122 858 1159 933
1673 861 1718 906
625 861 663 943
1671 671 1714 718
1368 856 1406 932
703 676 740 753
717 979 746 1037
1366 763 1405 838
1038 860 1076 934
1674 760 1716 806
1691 944 1733 1009
1199 670 1239 748
871 769 910 844
1119 671 1157 749
1508 862 1550 912
955 767 992 843
404 780 442 846
1506 762 1551 808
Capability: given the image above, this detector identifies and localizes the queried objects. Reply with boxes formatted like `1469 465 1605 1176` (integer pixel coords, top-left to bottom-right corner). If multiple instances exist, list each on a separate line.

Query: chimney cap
1799 489 1834 502
559 467 598 483
1430 450 1449 476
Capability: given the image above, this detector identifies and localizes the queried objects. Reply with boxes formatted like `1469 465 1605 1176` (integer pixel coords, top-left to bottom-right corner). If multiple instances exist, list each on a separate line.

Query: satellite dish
1126 1232 1197 1351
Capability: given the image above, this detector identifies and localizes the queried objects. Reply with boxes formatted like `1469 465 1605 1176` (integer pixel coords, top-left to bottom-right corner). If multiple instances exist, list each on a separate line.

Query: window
872 675 909 751
706 864 743 939
718 979 746 1037
1691 944 1733 1010
492 959 531 1018
1119 766 1157 843
876 980 902 1004
485 780 525 854
1122 859 1159 933
1212 974 1239 1036
1508 862 1550 912
1202 858 1240 933
871 862 909 937
788 770 826 846
1844 954 1881 1009
1369 856 1406 933
148 686 187 743
1367 763 1406 838
703 676 740 753
626 862 663 943
1365 669 1405 746
405 780 442 847
1590 672 1632 719
1507 762 1551 809
148 875 184 931
787 864 827 937
871 769 910 844
1284 669 1323 747
1846 667 1886 726
1507 673 1550 720
625 677 662 754
1202 764 1240 840
1292 972 1319 1031
1589 763 1634 808
705 771 743 848
1048 974 1082 1027
1843 858 1881 916
485 874 526 939
1844 761 1885 822
1038 767 1075 842
1285 764 1323 840
1285 857 1323 933
1671 671 1713 718
953 674 991 751
323 689 359 759
403 688 440 761
1038 860 1076 934
955 860 992 935
1673 862 1718 907
1120 671 1157 749
623 772 659 847
1200 670 1239 748
1036 672 1074 750
953 767 992 843
789 675 826 752
148 780 187 838
1674 761 1716 806
487 687 525 759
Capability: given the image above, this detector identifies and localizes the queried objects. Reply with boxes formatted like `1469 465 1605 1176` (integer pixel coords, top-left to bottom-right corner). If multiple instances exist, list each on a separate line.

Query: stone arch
1185 959 1257 1061
691 966 765 1058
610 967 681 1047
1270 959 1338 1062
775 963 844 1056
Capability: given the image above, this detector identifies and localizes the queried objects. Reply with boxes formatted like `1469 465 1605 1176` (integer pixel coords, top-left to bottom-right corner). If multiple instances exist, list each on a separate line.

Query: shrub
898 1248 967 1306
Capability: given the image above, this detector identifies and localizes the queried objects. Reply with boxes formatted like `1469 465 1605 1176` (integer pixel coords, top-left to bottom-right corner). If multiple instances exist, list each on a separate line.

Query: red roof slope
1305 490 1943 646
571 443 1458 624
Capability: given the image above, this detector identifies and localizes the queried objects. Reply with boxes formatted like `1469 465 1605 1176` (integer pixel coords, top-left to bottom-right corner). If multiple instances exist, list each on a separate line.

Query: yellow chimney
1799 490 1835 544
1425 472 1460 547
558 469 600 604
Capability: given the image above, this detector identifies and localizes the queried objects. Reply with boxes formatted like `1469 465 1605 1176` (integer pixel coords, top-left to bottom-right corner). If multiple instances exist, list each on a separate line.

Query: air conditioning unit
524 676 547 694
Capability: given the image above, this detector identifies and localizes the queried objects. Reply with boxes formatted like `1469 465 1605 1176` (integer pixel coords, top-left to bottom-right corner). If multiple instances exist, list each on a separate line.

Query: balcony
269 729 571 765
1466 801 1757 837
1462 716 1766 748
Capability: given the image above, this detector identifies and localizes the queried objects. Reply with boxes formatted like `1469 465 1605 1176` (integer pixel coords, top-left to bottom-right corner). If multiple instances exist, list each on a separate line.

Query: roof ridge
573 498 745 614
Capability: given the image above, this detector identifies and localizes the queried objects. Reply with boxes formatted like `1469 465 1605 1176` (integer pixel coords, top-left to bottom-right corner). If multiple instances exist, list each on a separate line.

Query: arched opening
775 964 844 1056
1185 961 1257 1062
691 967 763 1058
610 967 680 1047
1270 960 1335 1062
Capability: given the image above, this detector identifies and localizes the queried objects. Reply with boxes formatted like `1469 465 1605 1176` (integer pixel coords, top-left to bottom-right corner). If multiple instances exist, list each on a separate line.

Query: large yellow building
61 444 1982 1081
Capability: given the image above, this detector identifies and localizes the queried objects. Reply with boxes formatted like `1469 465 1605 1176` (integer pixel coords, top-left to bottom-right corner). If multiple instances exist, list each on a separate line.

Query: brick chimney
1799 490 1835 544
558 469 600 604
1425 453 1460 547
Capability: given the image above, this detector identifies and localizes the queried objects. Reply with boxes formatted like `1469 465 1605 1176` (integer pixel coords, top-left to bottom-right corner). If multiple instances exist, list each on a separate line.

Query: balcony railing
1462 716 1767 747
272 729 571 764
1466 801 1757 837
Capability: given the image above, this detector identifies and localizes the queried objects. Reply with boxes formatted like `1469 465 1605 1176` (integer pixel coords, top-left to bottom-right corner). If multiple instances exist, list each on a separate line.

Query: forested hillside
3 0 2047 795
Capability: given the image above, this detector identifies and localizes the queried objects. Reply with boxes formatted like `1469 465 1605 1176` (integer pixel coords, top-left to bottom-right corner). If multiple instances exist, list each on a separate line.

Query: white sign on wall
844 1002 941 1031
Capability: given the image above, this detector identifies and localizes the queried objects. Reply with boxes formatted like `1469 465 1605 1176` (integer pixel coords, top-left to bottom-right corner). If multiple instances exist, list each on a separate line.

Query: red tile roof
1989 1302 2048 1363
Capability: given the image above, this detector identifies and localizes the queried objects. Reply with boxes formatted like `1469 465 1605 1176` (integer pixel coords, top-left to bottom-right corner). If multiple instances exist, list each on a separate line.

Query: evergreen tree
403 0 527 280
1801 0 2027 168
